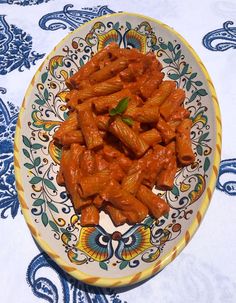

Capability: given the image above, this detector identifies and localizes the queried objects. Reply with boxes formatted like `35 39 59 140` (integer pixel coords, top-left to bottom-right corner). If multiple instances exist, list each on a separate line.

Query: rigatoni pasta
54 44 195 227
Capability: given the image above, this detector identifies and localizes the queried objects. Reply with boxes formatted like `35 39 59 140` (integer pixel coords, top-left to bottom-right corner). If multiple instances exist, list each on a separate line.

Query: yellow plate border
14 12 222 288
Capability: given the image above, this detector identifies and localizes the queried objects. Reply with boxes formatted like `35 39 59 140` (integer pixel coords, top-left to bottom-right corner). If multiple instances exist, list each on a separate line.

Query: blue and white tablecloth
1 0 236 302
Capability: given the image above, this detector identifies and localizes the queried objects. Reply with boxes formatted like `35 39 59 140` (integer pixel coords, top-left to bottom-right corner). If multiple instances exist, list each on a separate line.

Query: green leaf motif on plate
41 72 48 84
171 185 180 196
168 73 180 80
163 58 173 64
196 145 203 156
160 42 168 50
168 41 174 51
34 157 41 167
47 201 59 213
33 199 45 207
119 260 128 270
199 132 209 142
35 99 46 106
43 179 57 191
143 216 154 227
42 212 48 227
126 21 131 29
32 143 43 150
23 148 31 159
113 22 119 30
30 176 42 185
204 157 210 172
79 58 84 66
44 88 49 101
99 261 108 271
49 220 60 232
197 89 208 96
22 135 31 148
24 163 34 169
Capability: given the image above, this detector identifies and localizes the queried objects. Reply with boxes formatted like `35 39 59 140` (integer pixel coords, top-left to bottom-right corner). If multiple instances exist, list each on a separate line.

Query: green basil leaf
109 97 129 116
109 108 118 116
122 117 134 126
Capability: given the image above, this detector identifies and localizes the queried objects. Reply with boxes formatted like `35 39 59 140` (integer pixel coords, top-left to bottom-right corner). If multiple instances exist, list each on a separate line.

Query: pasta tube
109 117 149 157
78 169 110 198
176 119 195 165
80 204 99 226
136 185 170 218
160 88 186 121
139 129 162 146
78 109 103 150
146 80 176 106
101 179 148 223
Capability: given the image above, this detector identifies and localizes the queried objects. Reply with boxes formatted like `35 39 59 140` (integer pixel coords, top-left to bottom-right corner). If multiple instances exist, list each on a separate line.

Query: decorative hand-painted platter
14 12 221 288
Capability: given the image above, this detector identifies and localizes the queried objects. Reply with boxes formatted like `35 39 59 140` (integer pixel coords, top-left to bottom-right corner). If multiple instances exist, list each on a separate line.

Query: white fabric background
0 0 236 302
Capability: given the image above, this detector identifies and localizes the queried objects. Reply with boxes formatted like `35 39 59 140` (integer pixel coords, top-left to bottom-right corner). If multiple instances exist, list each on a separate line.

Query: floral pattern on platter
0 15 45 75
39 5 115 32
21 19 212 272
202 21 236 51
59 216 181 271
0 88 19 218
27 252 125 303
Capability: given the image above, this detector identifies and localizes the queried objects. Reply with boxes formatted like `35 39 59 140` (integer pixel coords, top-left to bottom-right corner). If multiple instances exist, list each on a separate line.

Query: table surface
0 0 236 302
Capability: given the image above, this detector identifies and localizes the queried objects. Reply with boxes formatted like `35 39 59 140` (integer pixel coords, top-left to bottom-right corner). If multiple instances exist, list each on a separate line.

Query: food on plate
53 43 195 227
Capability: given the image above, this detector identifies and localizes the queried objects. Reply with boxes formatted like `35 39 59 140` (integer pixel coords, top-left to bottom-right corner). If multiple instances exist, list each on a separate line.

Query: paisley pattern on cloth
0 88 19 218
39 4 115 32
0 0 52 5
0 15 45 75
216 159 236 195
27 252 125 303
202 21 236 51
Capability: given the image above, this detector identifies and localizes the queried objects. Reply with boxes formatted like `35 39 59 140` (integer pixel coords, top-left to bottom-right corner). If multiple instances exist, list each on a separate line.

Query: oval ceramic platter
14 12 221 288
